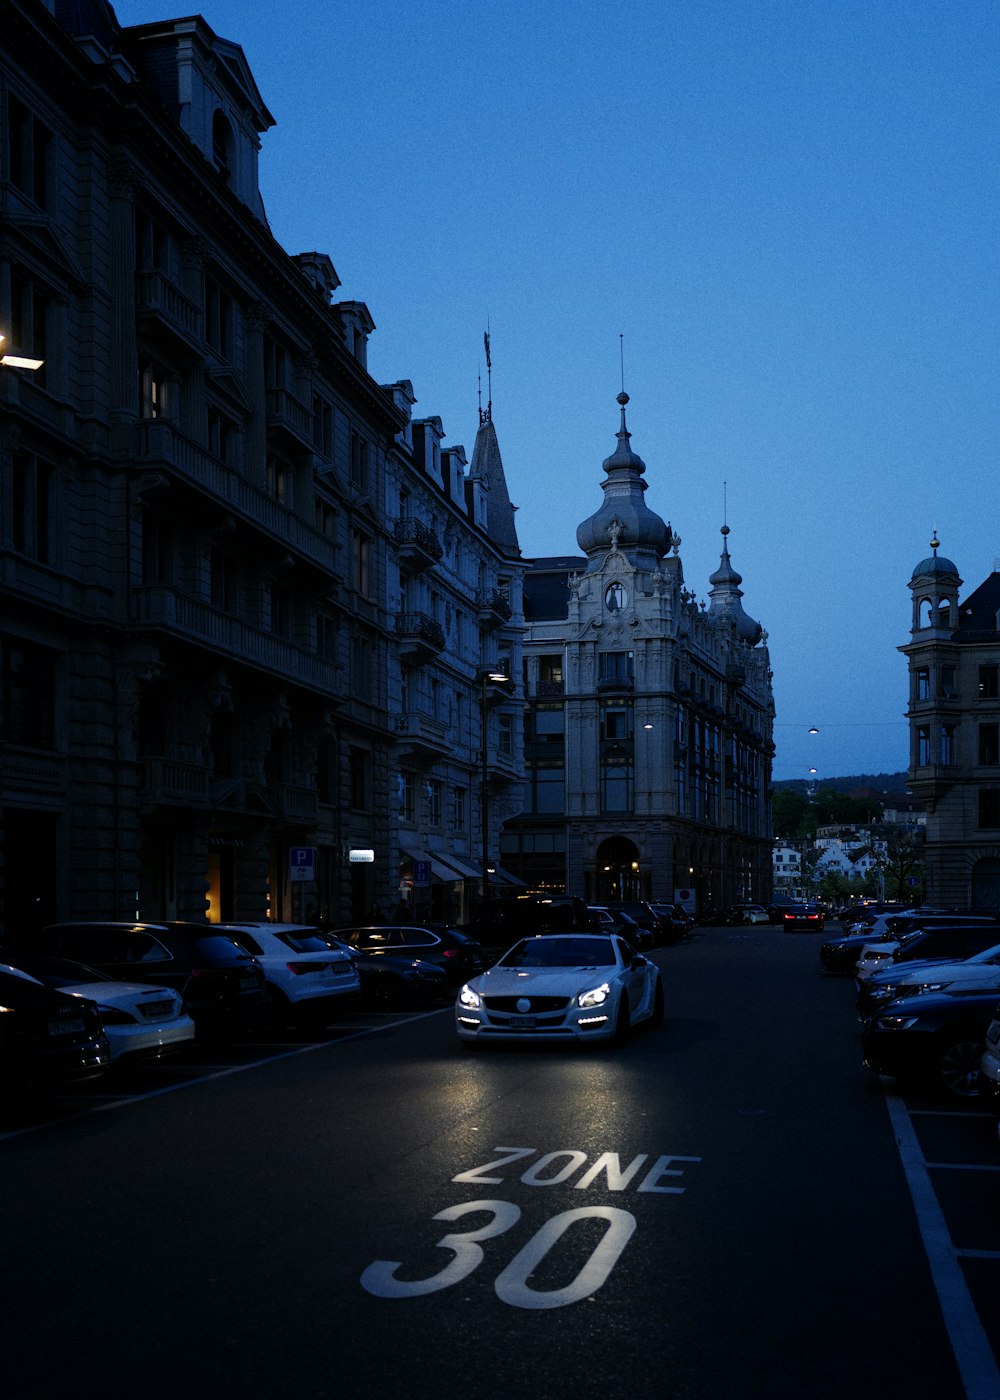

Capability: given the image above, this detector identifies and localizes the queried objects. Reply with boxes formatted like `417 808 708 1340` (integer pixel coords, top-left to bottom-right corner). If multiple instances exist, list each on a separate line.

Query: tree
863 823 926 902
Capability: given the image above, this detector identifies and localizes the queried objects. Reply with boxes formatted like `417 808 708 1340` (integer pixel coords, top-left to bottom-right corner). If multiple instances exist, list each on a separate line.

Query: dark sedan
321 935 448 1008
6 923 269 1042
783 904 826 932
329 924 482 985
0 965 110 1091
860 986 1000 1099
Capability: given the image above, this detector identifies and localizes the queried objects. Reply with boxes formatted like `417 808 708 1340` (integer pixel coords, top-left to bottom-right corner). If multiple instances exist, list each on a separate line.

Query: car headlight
918 982 949 993
875 1014 919 1031
577 982 611 1009
458 984 481 1009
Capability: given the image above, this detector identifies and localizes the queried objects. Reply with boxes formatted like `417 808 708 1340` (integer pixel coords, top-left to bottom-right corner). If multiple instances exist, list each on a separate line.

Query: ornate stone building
902 537 1000 910
505 392 774 911
0 0 522 932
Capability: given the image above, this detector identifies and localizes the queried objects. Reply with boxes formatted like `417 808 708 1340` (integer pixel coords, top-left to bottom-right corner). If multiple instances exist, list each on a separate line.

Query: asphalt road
2 926 996 1400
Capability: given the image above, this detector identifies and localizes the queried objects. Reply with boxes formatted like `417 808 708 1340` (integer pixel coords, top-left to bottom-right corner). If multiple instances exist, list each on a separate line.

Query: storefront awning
434 851 483 882
491 864 528 888
402 848 464 883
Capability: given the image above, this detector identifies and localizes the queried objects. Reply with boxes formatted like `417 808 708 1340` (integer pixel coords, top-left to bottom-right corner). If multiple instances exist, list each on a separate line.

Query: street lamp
0 334 43 371
479 669 509 903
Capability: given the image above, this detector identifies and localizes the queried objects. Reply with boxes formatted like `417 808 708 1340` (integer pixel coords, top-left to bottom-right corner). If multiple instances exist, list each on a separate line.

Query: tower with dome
503 390 775 912
901 536 1000 910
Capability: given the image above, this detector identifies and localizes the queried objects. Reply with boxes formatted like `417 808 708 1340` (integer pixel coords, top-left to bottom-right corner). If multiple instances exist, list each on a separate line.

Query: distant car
783 905 825 932
455 933 663 1046
860 986 1000 1099
7 923 269 1042
603 901 681 945
7 956 194 1066
723 904 769 926
330 924 482 985
588 906 653 949
321 935 448 1009
218 923 361 1030
0 964 110 1089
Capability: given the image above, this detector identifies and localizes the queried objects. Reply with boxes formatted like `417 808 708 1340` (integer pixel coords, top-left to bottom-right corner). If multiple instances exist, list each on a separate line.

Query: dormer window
212 110 235 183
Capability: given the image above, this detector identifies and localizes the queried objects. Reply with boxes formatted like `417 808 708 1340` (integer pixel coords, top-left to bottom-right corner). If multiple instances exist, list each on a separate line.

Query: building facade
504 392 775 912
0 0 522 933
902 537 1000 911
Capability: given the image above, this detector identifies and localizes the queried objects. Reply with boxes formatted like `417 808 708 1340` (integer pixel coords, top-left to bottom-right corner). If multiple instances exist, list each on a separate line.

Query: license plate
139 1000 174 1019
329 964 351 977
510 1015 536 1028
49 1018 85 1036
240 975 259 990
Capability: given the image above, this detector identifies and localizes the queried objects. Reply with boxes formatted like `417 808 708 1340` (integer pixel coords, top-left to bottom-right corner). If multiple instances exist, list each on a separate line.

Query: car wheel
938 1035 985 1099
650 978 664 1027
612 994 631 1045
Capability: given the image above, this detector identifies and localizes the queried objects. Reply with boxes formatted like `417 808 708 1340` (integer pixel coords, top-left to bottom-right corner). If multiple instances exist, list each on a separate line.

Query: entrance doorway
594 836 642 903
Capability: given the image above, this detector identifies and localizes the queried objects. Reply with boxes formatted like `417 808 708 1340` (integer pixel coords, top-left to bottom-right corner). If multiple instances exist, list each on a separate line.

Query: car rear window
186 935 253 965
273 931 331 953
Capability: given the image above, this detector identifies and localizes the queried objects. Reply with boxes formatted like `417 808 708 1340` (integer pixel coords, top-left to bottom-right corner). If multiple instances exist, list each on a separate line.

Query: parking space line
884 1088 1000 1400
926 1162 1000 1173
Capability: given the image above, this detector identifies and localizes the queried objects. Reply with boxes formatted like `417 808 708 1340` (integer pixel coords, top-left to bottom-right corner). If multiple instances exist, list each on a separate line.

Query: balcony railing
266 387 314 449
136 270 200 349
395 611 445 665
396 711 450 763
476 588 512 628
131 585 340 695
141 757 210 806
597 675 634 693
134 420 340 576
393 517 443 573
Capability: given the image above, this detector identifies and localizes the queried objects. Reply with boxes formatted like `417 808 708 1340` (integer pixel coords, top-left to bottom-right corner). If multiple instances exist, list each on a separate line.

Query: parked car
722 904 769 926
5 923 269 1042
0 964 110 1090
329 924 482 985
976 1006 1000 1121
217 923 361 1029
860 986 1000 1099
464 896 598 956
320 935 448 1009
856 942 1000 1019
588 906 653 949
603 901 678 945
820 929 895 975
782 904 826 932
7 956 194 1067
855 922 1000 983
651 903 695 941
455 933 663 1046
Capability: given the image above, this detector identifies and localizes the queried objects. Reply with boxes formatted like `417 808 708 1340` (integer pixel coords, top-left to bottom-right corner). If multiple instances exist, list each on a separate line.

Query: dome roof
575 392 672 560
911 533 958 580
707 526 761 644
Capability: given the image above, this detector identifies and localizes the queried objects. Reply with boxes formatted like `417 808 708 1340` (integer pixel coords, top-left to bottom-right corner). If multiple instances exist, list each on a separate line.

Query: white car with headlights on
455 933 663 1046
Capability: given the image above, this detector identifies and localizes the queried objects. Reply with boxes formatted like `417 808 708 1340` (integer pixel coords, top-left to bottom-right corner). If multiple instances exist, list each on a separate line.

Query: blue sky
117 0 1000 784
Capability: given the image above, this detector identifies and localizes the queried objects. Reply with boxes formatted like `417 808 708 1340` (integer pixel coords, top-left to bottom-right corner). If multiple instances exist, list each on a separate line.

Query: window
10 267 50 377
600 651 634 683
140 357 173 420
0 636 55 748
916 668 930 701
351 635 372 701
315 501 337 539
7 96 52 209
352 530 371 596
979 790 1000 829
450 786 467 832
141 512 171 584
980 724 1000 766
533 767 564 814
349 748 369 810
539 654 563 686
602 706 632 741
498 712 513 756
210 549 237 611
917 726 930 767
940 725 955 766
313 396 333 458
350 431 369 490
204 276 233 359
426 779 442 828
12 452 55 563
979 666 999 699
267 458 293 506
603 765 631 813
316 612 337 660
212 110 235 183
398 772 415 822
941 665 957 698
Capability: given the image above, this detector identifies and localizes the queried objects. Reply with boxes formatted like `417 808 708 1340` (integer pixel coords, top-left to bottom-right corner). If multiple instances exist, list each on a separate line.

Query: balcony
131 585 340 695
597 676 634 694
534 679 564 697
393 517 443 574
266 387 314 451
273 783 319 821
395 611 445 666
476 588 512 629
141 758 210 807
133 421 340 577
396 711 450 766
136 270 201 352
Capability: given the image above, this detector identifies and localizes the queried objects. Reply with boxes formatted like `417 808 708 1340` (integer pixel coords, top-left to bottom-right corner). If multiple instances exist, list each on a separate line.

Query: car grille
138 999 175 1019
483 995 572 1012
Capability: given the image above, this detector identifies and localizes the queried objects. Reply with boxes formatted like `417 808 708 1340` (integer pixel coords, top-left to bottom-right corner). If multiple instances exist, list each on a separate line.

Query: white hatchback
220 923 361 1029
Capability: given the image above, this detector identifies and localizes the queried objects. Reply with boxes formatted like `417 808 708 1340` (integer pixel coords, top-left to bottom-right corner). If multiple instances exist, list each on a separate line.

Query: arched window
919 598 934 628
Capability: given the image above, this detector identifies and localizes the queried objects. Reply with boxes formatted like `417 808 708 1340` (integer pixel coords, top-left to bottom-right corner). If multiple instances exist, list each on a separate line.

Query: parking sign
290 847 316 882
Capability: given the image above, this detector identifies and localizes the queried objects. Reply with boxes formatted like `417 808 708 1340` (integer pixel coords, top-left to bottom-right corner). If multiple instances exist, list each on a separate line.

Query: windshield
499 937 617 969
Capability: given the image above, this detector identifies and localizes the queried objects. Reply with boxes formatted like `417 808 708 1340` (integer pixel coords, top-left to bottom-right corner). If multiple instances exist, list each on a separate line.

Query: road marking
883 1087 1000 1400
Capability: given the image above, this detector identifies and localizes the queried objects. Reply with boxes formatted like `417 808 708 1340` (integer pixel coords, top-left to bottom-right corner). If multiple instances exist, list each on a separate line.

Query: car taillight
287 960 326 975
442 949 459 958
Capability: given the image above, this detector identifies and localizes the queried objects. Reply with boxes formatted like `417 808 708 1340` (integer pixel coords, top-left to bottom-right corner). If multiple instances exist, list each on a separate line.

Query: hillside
773 771 909 797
